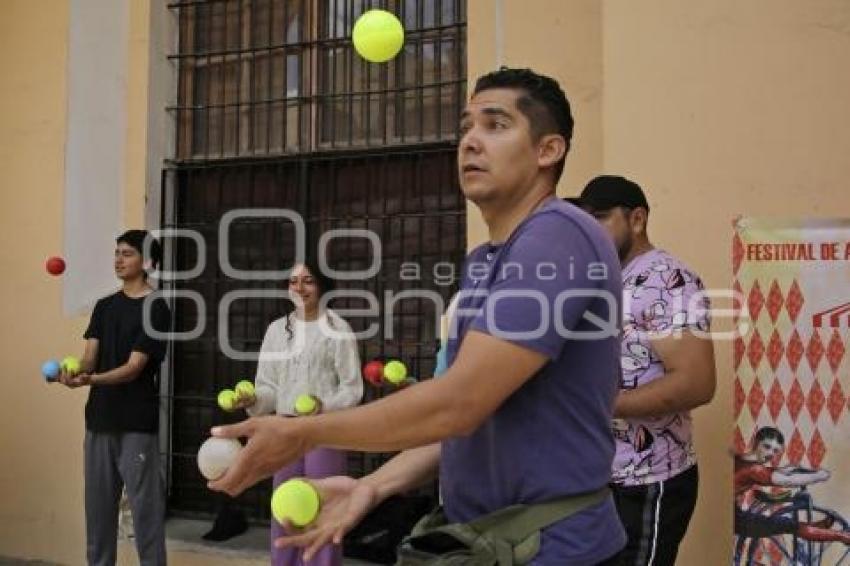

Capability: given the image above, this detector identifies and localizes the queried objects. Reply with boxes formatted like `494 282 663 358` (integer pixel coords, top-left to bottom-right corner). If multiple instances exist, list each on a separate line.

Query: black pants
607 465 699 566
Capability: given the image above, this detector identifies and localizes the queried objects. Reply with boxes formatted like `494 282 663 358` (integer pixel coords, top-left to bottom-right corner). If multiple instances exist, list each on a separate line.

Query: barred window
170 0 466 160
163 0 467 523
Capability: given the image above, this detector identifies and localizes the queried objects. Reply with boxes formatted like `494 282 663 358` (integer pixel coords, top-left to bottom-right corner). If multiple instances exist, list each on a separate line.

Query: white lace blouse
246 309 363 417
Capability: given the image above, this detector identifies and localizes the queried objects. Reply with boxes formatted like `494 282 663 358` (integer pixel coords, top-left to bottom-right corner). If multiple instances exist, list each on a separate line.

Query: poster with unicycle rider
733 218 850 565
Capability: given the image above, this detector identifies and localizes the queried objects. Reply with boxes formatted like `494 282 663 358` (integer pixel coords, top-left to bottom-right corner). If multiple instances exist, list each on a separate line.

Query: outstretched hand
207 416 311 496
274 476 378 561
58 370 91 388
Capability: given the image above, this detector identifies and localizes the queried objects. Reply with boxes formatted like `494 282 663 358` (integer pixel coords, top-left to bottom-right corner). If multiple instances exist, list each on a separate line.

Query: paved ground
0 517 380 565
164 517 379 564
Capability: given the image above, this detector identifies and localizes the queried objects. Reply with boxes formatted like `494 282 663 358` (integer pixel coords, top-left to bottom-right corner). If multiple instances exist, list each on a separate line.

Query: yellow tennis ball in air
61 356 81 374
383 360 407 385
352 9 404 63
217 389 237 411
235 380 255 399
294 394 318 416
271 478 320 528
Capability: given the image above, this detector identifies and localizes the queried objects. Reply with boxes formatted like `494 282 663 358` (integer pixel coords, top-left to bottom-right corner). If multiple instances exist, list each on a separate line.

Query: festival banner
733 218 850 565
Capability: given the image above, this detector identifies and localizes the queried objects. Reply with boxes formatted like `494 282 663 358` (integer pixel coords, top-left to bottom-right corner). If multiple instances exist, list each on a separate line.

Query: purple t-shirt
441 199 626 565
613 249 711 486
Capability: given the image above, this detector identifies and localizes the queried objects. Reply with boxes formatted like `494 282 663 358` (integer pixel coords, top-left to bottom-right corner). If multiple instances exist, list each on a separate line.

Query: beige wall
0 0 152 563
466 0 603 246
0 0 82 562
468 1 850 564
602 2 850 564
125 0 153 229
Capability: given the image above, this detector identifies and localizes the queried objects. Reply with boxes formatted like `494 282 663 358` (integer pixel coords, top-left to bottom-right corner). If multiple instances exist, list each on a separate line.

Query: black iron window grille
168 0 466 160
163 0 466 522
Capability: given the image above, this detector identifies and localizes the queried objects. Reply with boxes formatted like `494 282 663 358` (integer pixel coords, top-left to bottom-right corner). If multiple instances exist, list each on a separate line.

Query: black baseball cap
578 175 650 213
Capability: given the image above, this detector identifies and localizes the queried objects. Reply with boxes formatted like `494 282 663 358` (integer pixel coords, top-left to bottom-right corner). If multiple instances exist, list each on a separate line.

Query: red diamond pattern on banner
748 380 765 420
734 336 745 371
733 232 745 275
787 429 805 465
807 380 826 423
766 280 784 323
733 279 743 326
807 430 827 469
787 329 804 372
767 379 785 421
748 330 765 371
827 379 846 424
766 329 784 372
747 427 758 449
733 426 746 454
734 378 746 419
788 379 805 422
826 329 846 374
786 279 805 323
806 331 825 373
748 280 765 322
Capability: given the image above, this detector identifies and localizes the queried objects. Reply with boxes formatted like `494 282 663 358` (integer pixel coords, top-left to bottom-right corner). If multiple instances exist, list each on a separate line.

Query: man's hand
70 373 93 387
207 416 311 496
58 369 91 388
274 476 378 561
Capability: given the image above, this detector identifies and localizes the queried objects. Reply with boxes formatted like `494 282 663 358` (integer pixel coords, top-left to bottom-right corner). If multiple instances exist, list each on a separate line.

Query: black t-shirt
84 290 171 433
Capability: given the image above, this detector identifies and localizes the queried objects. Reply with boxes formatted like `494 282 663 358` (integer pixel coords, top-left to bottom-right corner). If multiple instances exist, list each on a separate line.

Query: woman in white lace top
239 259 362 566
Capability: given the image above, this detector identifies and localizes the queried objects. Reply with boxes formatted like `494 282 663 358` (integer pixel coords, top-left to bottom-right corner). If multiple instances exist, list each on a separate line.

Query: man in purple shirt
209 68 626 565
578 176 717 565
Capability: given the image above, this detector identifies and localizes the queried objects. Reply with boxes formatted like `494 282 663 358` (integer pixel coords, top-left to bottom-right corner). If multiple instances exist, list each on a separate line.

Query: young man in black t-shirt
59 230 171 566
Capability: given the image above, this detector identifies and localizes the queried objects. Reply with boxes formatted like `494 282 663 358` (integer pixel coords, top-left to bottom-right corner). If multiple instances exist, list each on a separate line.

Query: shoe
202 506 248 542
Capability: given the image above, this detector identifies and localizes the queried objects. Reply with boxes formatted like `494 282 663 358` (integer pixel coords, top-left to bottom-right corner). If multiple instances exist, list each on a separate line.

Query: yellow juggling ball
352 9 404 63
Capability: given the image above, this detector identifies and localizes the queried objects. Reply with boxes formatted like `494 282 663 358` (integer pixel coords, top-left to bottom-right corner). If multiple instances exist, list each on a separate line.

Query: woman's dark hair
283 256 336 340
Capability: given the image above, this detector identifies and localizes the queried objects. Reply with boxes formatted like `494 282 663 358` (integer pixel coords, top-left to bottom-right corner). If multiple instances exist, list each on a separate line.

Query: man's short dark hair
116 230 162 272
579 175 650 215
473 67 574 182
753 426 784 447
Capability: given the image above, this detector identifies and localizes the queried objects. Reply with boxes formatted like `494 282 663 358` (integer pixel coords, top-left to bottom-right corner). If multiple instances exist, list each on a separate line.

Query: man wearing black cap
577 176 717 566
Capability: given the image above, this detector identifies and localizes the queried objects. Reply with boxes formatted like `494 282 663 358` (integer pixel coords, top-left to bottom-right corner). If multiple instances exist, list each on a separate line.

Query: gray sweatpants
84 430 167 566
